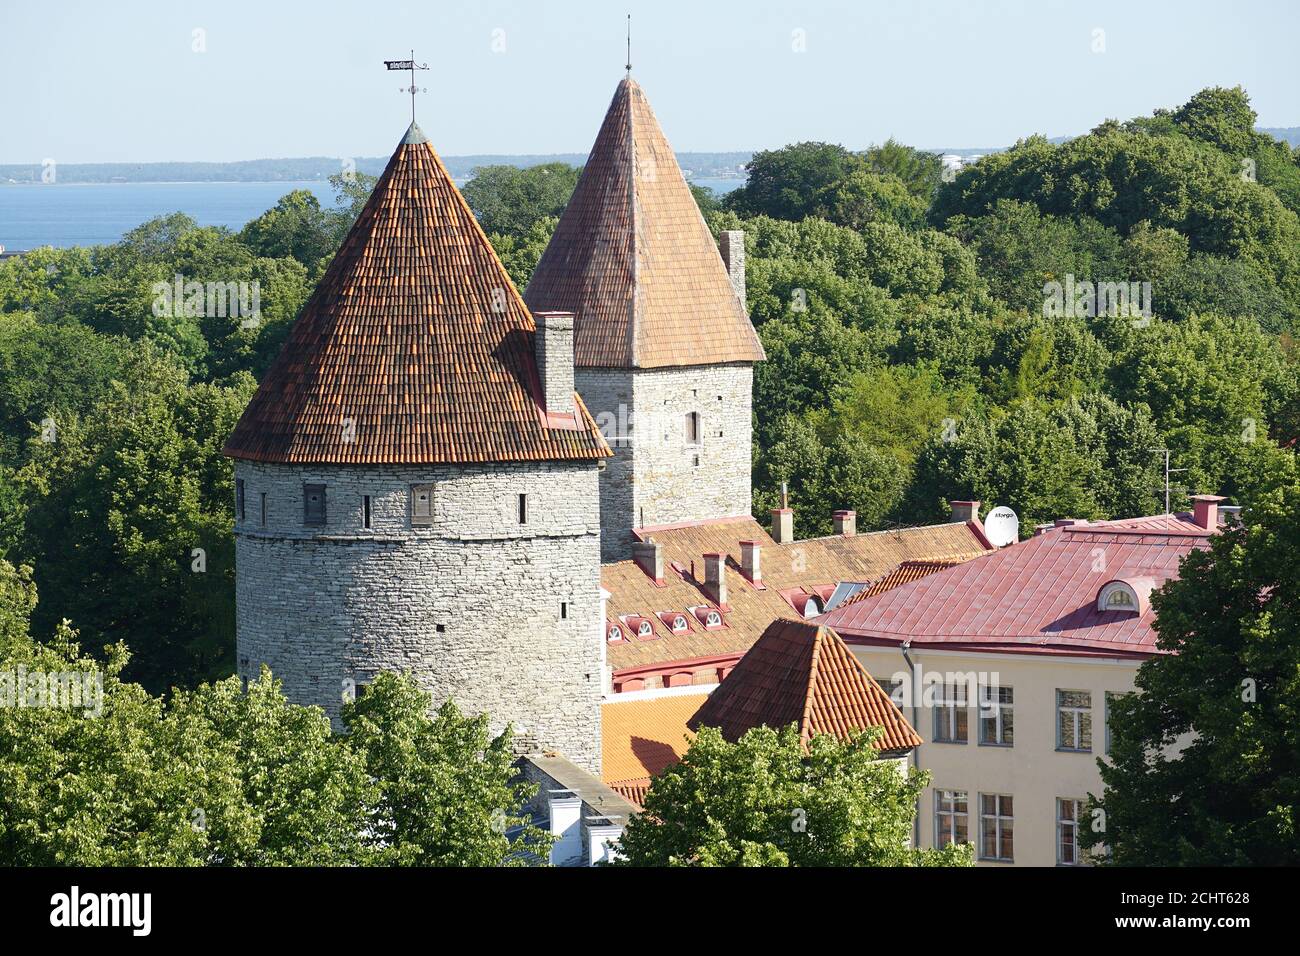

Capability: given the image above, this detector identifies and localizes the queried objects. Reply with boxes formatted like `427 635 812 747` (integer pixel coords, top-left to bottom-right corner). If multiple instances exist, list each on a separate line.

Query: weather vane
385 50 429 123
625 14 632 75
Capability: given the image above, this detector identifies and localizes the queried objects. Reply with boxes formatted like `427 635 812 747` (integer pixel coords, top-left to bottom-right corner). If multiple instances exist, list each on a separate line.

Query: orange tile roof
601 693 706 803
834 559 960 611
688 620 922 753
603 517 991 674
224 123 610 465
524 78 765 369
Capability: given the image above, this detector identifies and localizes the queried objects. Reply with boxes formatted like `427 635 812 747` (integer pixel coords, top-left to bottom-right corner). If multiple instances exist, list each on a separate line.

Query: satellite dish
983 505 1019 547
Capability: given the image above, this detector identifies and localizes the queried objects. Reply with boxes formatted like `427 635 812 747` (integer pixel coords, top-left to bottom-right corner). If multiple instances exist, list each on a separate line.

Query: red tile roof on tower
223 122 610 466
687 619 922 753
524 78 766 369
820 510 1221 657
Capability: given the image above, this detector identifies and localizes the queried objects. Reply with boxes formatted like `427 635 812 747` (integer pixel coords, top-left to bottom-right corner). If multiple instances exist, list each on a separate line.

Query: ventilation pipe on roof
1191 494 1225 530
534 311 575 415
718 230 746 311
703 552 727 608
632 537 664 584
833 510 857 537
950 500 980 523
739 540 762 586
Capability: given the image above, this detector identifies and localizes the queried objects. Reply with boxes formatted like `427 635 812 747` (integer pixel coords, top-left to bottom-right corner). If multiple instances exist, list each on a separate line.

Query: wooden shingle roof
223 123 610 465
524 78 766 369
688 619 921 753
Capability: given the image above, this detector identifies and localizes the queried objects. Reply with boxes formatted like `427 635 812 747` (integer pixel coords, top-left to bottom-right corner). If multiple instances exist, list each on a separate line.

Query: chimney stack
534 311 575 414
1191 494 1225 530
833 510 856 536
703 552 727 607
718 231 746 310
739 540 762 585
950 500 980 523
632 537 664 584
772 481 794 544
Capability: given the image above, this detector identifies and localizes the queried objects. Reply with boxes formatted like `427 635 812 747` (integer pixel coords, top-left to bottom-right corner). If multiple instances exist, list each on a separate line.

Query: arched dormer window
802 596 821 618
1096 577 1154 616
672 614 689 633
637 619 654 638
607 625 624 643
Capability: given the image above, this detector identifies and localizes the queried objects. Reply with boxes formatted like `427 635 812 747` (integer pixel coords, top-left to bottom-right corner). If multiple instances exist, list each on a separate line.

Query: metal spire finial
625 15 632 75
385 50 430 124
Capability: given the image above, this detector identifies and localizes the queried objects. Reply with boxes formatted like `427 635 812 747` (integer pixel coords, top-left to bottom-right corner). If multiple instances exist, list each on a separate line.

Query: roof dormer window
657 611 691 633
607 624 624 643
1096 577 1153 616
637 619 654 638
690 606 725 630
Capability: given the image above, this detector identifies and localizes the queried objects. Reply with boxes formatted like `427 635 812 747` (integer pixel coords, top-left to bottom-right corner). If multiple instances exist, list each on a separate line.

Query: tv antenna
385 50 430 124
1148 448 1188 520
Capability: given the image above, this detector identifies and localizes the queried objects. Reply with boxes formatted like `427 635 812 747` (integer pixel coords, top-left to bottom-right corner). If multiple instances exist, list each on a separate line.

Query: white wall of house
850 644 1145 867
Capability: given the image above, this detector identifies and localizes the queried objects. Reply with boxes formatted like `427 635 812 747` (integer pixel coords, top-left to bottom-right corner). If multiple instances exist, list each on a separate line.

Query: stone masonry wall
576 364 753 561
233 459 604 772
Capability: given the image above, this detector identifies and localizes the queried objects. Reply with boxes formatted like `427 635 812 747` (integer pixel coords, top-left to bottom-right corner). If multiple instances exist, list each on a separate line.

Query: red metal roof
820 513 1218 656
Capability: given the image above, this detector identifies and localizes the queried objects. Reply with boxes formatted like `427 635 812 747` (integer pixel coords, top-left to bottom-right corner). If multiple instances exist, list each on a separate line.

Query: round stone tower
222 122 610 772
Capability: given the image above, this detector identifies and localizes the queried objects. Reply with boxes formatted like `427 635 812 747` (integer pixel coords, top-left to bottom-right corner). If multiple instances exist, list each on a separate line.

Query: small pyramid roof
688 619 921 752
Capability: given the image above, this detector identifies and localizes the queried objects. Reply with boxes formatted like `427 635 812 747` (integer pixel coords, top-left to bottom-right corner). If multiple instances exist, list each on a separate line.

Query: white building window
978 684 1014 746
934 790 968 848
934 682 968 743
1057 798 1087 865
1057 690 1092 752
979 793 1014 862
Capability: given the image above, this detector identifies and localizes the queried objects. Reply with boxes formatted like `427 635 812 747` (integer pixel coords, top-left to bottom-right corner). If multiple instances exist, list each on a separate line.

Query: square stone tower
223 122 610 772
525 77 765 560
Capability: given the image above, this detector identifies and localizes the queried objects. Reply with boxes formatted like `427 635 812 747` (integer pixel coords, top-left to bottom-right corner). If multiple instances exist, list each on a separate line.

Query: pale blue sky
3 0 1297 163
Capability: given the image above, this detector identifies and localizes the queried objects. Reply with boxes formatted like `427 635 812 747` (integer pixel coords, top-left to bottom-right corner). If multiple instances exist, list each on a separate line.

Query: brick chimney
633 537 664 584
950 500 980 523
771 508 793 544
833 510 856 536
533 311 574 414
739 540 762 585
718 230 746 311
1191 494 1225 530
702 552 727 607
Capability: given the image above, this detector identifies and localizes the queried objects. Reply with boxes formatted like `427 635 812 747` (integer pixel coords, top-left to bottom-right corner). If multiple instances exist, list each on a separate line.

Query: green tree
461 163 580 239
1084 482 1300 865
342 673 552 866
239 190 338 268
726 142 869 221
613 723 972 867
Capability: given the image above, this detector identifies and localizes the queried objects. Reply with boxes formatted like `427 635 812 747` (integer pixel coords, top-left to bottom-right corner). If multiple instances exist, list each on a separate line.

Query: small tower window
561 601 568 619
685 411 701 446
411 484 433 526
235 478 245 521
304 484 326 526
259 492 267 527
362 495 372 530
518 493 529 524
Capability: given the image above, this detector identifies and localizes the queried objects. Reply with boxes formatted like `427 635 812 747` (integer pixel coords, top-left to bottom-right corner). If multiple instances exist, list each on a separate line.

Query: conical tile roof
223 122 610 465
688 619 921 753
524 78 765 369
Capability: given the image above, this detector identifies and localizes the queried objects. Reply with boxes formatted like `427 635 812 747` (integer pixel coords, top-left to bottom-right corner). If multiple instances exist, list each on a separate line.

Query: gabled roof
603 515 992 675
224 122 610 466
688 619 921 753
820 512 1219 656
524 78 765 369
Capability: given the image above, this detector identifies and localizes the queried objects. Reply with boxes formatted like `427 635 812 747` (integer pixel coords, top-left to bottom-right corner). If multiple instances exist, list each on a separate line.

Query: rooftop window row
607 606 726 643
